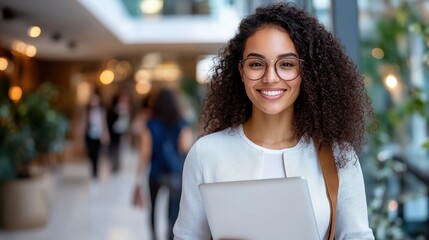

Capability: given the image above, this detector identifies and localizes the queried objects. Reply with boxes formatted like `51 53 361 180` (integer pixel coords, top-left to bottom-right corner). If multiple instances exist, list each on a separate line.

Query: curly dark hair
152 88 182 127
200 2 373 166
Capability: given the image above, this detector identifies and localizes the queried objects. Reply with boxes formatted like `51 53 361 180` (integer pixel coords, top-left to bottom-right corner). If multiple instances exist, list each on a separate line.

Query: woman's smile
258 88 287 98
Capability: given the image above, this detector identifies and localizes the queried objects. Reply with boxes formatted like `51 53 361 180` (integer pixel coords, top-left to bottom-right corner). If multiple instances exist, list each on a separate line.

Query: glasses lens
242 58 266 80
275 58 301 81
241 57 302 81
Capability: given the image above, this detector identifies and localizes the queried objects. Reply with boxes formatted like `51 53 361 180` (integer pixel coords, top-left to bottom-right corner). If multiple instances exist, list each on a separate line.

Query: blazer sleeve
173 142 212 240
334 152 375 240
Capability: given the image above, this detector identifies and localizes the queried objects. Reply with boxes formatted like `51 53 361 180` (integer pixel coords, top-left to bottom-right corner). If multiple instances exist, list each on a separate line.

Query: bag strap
316 143 339 240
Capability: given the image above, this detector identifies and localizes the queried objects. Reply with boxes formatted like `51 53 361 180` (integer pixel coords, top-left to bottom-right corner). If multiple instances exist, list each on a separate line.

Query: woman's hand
132 185 144 208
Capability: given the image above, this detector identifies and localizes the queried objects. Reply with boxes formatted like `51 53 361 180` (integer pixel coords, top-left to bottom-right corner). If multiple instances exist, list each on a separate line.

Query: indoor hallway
0 139 169 240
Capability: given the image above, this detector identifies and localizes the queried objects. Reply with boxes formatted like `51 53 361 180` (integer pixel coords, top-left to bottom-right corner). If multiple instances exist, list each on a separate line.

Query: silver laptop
199 177 320 240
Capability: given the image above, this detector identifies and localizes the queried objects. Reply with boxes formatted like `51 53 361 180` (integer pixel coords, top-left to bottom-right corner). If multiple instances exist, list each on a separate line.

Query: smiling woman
173 2 375 240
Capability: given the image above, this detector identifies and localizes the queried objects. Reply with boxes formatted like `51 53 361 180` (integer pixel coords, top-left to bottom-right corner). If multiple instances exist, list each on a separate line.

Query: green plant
0 77 68 180
361 0 429 239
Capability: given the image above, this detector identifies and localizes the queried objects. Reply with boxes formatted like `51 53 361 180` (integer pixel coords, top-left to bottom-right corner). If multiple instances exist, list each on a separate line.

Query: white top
246 131 287 179
173 125 374 240
261 152 286 179
87 107 104 139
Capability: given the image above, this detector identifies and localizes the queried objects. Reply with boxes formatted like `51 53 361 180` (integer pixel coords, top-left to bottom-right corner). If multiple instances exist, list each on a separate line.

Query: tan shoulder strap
317 143 339 240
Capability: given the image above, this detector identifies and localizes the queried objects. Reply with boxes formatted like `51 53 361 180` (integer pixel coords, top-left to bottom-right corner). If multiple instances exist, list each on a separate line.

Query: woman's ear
238 63 244 81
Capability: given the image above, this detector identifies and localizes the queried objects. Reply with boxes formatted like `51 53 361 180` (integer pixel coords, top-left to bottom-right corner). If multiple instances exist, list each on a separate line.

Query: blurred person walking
133 88 193 240
130 94 153 149
84 89 109 179
107 92 131 173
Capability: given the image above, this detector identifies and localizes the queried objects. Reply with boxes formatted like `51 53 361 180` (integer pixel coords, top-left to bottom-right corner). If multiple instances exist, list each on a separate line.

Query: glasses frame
239 56 304 81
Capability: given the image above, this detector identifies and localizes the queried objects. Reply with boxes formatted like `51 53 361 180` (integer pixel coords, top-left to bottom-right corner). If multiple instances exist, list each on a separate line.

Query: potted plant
0 77 68 230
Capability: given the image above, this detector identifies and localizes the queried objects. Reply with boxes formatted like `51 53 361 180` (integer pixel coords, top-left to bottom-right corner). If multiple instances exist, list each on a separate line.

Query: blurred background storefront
0 0 428 239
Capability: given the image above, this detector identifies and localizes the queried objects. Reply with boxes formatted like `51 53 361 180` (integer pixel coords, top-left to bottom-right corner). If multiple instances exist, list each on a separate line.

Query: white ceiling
0 0 240 61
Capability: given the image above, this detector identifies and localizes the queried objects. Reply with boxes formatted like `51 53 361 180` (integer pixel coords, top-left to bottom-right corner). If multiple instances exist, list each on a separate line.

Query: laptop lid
199 177 320 240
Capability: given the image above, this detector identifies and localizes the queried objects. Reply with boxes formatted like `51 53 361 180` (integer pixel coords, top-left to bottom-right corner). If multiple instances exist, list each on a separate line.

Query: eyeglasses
239 57 303 81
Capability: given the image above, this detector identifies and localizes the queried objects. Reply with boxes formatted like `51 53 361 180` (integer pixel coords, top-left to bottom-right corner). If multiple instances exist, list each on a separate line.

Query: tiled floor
0 141 169 240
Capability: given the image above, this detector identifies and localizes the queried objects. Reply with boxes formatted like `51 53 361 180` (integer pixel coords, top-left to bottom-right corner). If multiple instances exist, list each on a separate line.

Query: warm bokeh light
152 62 181 82
0 57 8 71
11 41 37 57
135 79 152 95
371 48 384 59
12 41 27 54
385 74 398 89
104 59 132 82
76 81 91 105
25 45 37 57
140 0 163 15
28 26 41 38
9 86 23 102
135 69 151 82
99 69 115 85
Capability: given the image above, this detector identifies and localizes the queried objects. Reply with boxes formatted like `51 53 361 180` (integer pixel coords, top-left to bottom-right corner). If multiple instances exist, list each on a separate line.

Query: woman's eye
278 60 296 68
248 61 265 68
281 62 292 67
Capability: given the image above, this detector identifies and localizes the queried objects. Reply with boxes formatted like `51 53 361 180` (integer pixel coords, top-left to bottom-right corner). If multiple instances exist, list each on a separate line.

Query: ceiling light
28 26 41 38
140 0 163 15
100 69 115 85
51 32 62 42
1 7 15 21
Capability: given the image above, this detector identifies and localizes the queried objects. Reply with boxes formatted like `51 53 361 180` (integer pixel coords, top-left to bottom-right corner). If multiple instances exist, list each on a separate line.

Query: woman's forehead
243 25 297 58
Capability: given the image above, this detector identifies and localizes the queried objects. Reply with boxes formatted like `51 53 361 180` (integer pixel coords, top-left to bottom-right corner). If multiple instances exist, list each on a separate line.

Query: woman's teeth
260 90 284 96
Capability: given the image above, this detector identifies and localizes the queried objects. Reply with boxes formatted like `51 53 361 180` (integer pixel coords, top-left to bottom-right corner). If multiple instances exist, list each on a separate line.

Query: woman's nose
263 64 279 83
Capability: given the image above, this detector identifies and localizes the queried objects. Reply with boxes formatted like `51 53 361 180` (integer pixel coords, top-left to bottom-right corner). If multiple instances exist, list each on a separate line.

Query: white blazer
173 126 374 240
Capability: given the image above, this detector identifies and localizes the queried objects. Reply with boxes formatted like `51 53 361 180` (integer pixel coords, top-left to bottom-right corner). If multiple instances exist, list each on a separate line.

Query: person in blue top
133 88 193 240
